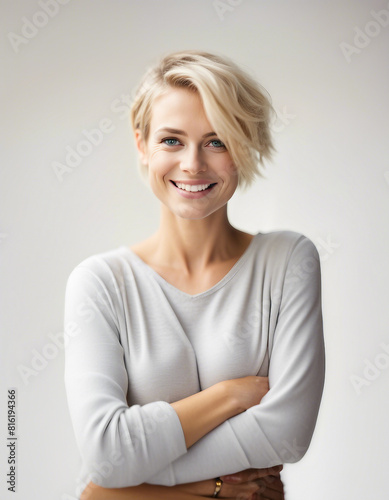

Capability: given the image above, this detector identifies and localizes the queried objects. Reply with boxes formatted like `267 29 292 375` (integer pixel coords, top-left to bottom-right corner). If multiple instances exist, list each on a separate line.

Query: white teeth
175 182 212 192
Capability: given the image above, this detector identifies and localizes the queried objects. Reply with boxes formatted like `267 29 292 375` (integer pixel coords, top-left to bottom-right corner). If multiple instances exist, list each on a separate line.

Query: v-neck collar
119 232 261 300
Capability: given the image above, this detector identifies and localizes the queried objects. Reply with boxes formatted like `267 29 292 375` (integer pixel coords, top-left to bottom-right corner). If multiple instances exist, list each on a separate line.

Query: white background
1 1 389 498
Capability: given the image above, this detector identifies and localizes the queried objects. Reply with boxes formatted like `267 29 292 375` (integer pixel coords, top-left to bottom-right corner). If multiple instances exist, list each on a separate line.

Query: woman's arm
80 481 219 500
78 375 277 499
80 481 217 500
64 265 188 487
64 263 269 488
170 375 269 448
81 466 284 500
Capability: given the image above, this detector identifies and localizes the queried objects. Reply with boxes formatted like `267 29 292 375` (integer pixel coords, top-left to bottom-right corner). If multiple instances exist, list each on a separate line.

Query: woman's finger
259 474 284 491
219 475 284 500
255 473 285 499
220 465 283 484
219 481 260 499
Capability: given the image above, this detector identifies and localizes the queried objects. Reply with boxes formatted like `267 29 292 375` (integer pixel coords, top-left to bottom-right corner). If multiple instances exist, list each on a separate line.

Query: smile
172 181 216 192
170 180 217 199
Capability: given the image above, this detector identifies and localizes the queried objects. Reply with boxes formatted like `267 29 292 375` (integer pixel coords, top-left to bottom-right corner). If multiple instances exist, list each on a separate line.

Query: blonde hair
130 50 275 190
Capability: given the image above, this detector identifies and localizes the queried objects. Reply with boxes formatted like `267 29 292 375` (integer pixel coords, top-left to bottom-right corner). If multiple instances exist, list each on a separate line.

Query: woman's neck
147 205 249 275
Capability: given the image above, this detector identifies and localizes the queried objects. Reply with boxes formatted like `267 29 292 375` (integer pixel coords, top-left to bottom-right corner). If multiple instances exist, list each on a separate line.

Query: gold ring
212 477 223 497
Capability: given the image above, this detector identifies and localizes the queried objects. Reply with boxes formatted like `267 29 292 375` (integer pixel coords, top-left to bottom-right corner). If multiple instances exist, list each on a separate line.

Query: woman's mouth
170 180 217 198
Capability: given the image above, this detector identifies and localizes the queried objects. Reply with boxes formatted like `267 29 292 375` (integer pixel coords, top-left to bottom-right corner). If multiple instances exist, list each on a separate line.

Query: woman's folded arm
65 235 325 488
64 265 268 489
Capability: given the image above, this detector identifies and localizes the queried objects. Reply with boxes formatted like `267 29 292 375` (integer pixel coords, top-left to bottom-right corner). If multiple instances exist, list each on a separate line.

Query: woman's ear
134 129 148 165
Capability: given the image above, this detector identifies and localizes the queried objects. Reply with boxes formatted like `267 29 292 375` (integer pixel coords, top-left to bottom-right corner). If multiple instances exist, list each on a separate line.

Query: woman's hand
223 375 270 413
175 464 284 499
220 465 285 499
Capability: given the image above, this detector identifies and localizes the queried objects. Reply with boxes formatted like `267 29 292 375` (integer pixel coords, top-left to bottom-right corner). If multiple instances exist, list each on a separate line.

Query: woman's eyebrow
154 127 217 139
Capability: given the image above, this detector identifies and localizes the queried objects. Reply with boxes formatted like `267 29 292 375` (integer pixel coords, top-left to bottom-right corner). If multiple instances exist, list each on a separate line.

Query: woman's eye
162 138 181 146
161 137 225 149
208 139 226 149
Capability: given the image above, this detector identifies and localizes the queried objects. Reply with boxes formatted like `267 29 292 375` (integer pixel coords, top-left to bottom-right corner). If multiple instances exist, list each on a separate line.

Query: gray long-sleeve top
63 230 325 491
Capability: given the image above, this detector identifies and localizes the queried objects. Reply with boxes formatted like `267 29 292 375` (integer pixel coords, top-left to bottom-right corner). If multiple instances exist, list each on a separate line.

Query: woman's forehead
149 87 211 133
152 86 202 111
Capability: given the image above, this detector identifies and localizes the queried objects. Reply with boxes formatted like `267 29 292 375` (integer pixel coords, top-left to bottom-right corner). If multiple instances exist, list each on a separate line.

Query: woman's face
135 87 239 220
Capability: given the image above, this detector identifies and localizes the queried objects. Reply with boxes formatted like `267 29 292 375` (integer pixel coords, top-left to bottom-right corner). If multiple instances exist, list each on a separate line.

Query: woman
64 50 325 500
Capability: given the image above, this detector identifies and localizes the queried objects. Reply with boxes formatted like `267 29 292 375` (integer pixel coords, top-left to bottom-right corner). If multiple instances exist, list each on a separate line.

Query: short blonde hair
130 50 275 190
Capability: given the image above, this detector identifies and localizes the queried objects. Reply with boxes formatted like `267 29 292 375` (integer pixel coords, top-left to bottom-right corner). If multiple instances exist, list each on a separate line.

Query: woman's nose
180 147 207 174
